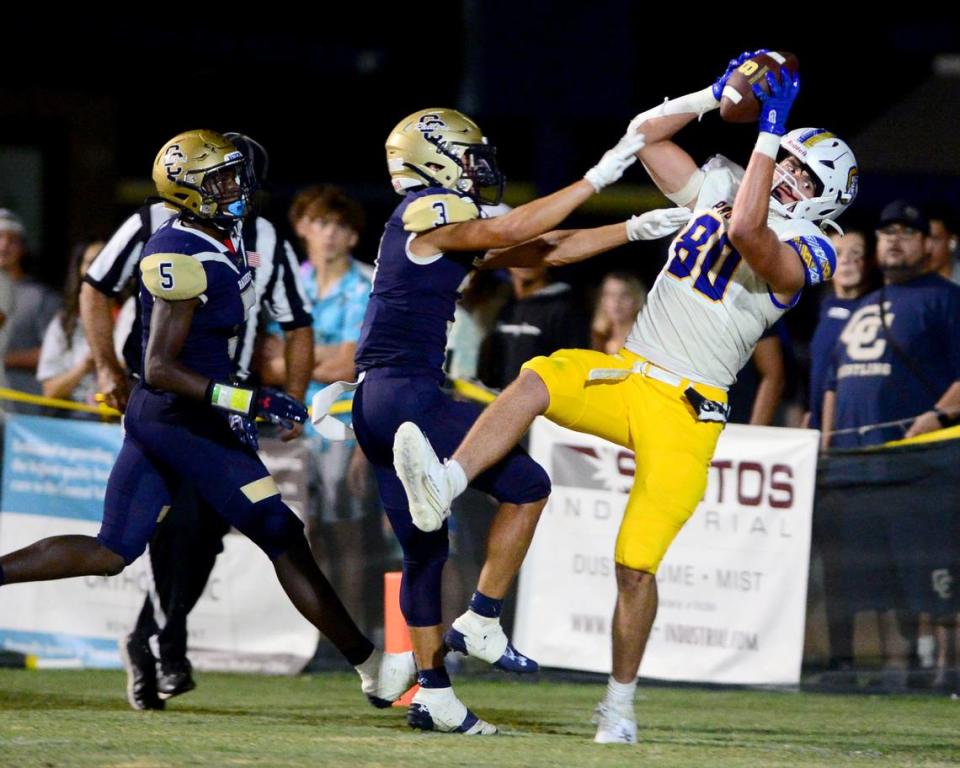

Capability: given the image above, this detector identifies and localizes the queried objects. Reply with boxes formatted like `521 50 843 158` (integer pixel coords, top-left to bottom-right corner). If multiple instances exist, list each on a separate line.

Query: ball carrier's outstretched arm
633 51 764 207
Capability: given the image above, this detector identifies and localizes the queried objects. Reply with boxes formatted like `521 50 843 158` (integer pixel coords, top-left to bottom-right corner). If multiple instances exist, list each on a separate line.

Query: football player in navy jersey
338 108 683 734
0 130 415 709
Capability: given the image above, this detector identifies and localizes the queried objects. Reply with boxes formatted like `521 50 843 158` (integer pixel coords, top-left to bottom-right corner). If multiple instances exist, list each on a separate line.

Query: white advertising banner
0 416 316 673
514 419 818 685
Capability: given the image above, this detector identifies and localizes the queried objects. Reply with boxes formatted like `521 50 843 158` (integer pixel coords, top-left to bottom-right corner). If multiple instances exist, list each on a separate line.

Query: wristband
207 380 255 416
755 132 781 160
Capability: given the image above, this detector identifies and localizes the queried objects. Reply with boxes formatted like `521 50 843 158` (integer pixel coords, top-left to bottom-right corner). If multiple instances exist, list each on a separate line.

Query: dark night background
2 10 959 302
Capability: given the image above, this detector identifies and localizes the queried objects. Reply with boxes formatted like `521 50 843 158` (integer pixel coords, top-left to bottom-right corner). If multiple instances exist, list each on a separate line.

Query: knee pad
225 479 304 560
399 548 448 627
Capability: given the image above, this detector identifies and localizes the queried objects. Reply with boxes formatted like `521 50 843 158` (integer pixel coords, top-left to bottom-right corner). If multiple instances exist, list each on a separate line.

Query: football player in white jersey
392 52 859 743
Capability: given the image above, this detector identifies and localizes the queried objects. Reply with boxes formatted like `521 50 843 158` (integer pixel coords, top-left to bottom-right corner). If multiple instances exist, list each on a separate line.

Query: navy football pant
97 387 302 565
352 369 550 627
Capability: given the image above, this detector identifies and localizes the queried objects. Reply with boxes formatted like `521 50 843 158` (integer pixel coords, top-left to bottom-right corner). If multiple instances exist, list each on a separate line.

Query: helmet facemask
192 160 250 231
769 155 823 218
425 134 505 206
769 128 858 228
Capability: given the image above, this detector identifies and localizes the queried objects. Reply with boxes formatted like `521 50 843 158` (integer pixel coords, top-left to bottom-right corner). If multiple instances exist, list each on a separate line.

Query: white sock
354 648 381 679
918 634 936 668
444 459 468 498
605 675 637 709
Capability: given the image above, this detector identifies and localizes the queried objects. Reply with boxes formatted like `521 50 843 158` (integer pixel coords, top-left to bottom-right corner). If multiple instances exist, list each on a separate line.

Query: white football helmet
770 128 858 224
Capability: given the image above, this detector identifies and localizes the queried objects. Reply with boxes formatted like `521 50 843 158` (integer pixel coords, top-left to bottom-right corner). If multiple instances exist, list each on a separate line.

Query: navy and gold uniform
97 219 302 564
353 187 550 627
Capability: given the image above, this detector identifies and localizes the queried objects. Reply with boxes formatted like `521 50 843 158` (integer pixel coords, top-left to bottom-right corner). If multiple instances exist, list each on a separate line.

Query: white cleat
407 686 498 735
445 610 539 673
393 421 454 533
356 649 417 708
592 701 637 744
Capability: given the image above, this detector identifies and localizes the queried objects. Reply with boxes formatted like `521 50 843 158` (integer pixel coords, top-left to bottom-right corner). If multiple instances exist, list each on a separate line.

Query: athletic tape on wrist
755 132 781 160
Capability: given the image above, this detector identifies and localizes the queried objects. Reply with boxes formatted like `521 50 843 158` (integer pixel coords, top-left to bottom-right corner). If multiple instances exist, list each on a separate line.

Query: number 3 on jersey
666 212 741 302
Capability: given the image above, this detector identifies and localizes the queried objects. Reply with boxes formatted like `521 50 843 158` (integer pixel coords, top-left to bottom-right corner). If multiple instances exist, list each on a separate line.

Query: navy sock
418 666 451 689
469 590 502 619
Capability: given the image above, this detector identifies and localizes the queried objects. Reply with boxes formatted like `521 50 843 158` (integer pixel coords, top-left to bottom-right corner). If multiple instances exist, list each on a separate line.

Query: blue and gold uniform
353 187 550 626
97 218 302 563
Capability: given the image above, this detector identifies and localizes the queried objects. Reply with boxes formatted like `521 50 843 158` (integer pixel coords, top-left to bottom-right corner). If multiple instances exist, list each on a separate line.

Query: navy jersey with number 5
355 187 480 375
826 274 960 448
139 218 256 383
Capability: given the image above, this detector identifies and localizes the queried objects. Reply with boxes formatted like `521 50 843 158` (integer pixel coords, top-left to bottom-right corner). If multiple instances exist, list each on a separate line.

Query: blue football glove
228 413 260 452
255 387 308 431
711 49 767 101
753 68 800 136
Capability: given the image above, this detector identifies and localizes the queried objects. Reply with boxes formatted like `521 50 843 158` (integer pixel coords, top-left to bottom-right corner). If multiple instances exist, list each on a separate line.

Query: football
719 51 799 123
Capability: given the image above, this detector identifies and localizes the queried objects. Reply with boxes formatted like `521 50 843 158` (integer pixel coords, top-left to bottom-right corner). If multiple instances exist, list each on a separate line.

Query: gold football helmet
386 108 504 204
152 129 249 229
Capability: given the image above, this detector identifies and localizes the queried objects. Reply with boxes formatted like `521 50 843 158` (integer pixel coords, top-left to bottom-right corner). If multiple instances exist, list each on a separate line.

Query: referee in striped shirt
80 133 314 710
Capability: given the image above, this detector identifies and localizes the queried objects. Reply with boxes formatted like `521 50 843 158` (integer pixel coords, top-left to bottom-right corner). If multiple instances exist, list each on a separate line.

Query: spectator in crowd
478 264 589 390
806 228 878 429
926 205 960 285
591 271 646 355
37 239 106 404
807 227 878 682
265 184 373 635
445 271 510 381
0 212 17 390
822 201 960 448
0 209 60 400
822 200 960 691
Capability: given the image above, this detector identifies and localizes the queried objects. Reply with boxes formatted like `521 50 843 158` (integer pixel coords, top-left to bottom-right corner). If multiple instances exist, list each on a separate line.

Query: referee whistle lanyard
310 372 365 440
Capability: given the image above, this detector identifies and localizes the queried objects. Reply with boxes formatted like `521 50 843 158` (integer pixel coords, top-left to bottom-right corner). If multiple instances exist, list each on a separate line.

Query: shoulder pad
700 154 746 179
402 193 480 233
140 252 207 300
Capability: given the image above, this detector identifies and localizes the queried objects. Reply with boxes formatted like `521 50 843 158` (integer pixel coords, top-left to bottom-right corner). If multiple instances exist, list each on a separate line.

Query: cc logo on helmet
162 144 187 181
416 114 447 134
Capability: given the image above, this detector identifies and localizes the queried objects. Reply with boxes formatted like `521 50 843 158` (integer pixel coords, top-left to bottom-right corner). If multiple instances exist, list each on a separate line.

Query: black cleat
157 659 196 700
119 634 164 711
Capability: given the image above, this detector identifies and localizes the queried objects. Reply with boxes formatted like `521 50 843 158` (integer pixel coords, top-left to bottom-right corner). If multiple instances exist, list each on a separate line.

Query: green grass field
1 669 958 767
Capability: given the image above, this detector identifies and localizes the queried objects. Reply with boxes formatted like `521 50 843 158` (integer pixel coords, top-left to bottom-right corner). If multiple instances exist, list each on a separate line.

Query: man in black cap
822 199 960 449
820 199 960 692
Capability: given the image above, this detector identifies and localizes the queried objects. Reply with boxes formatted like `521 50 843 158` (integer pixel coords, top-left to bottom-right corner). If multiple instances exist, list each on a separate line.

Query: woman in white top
37 240 105 403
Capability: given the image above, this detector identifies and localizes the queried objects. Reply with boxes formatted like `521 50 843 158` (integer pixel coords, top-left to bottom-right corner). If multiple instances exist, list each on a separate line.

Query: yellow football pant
522 347 725 573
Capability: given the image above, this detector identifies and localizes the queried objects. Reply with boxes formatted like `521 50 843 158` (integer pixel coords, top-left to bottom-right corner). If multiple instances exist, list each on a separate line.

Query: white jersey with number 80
626 155 835 389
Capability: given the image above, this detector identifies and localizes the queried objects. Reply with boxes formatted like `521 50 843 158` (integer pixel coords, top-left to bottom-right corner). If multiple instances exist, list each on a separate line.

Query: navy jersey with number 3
355 187 480 374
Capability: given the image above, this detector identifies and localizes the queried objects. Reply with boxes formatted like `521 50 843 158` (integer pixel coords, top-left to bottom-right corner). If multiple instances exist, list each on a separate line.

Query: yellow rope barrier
0 388 121 418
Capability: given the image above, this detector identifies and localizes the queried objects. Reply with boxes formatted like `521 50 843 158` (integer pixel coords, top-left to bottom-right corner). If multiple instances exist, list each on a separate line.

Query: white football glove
626 207 692 242
584 132 646 192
